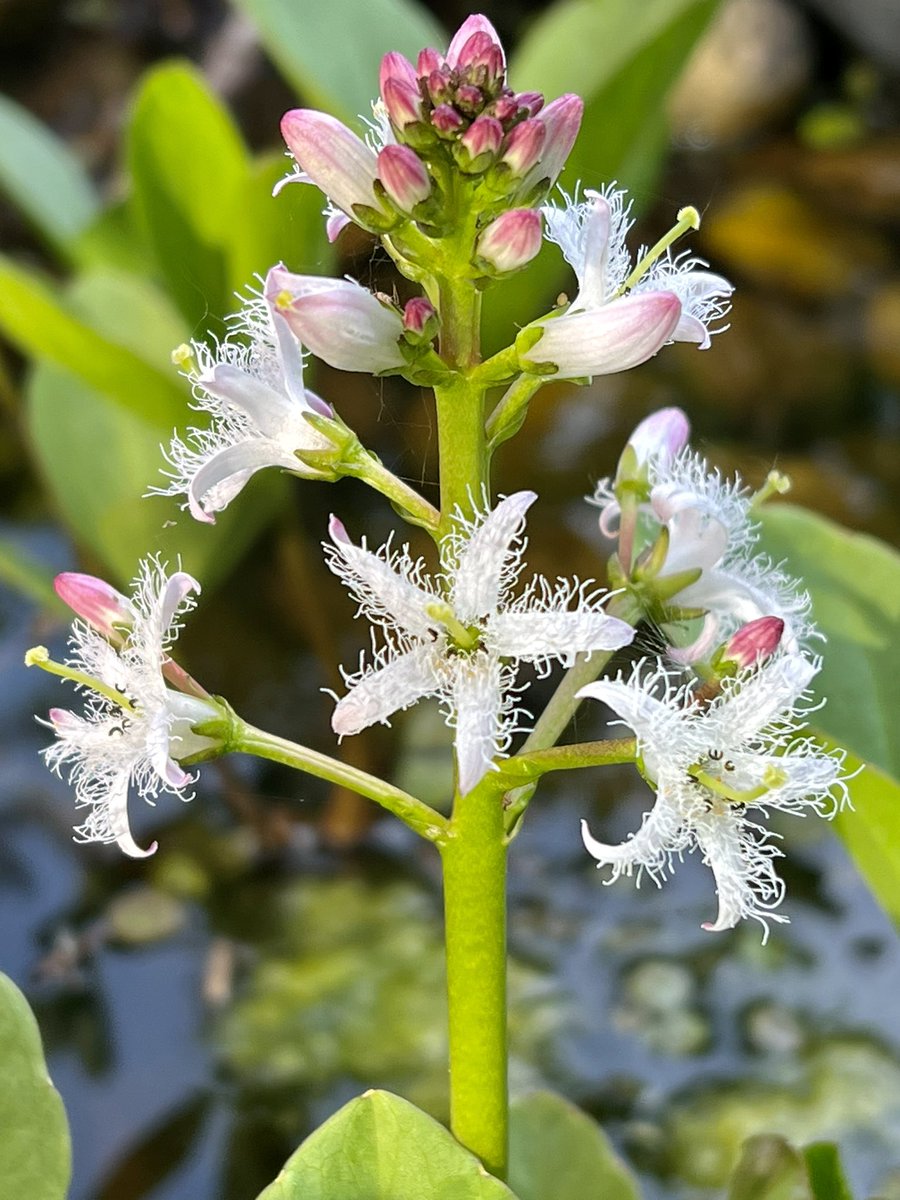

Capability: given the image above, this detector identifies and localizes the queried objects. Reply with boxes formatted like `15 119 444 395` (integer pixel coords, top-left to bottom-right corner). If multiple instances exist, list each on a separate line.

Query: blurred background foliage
2 0 900 1197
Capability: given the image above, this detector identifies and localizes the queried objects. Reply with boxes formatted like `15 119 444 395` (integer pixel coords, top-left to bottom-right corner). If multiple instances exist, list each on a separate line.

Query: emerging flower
155 269 334 524
326 491 634 794
578 654 847 938
33 559 223 858
593 413 813 658
526 186 732 379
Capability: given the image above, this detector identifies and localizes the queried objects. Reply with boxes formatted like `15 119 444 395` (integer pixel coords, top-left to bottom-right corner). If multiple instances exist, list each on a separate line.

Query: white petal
695 811 786 937
576 192 612 309
452 653 506 795
451 491 536 621
332 643 440 734
488 610 633 664
188 440 300 523
530 293 681 379
658 504 729 574
580 781 686 879
710 654 817 744
199 364 293 436
577 676 691 774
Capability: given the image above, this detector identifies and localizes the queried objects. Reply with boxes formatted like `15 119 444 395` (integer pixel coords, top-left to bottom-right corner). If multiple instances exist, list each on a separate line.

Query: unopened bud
720 617 785 669
476 208 542 274
457 116 503 173
377 145 431 212
456 31 504 90
621 408 690 478
379 51 418 99
431 104 464 136
500 118 546 177
426 68 455 108
454 84 483 116
417 47 441 76
402 297 438 343
54 572 135 643
382 77 424 131
515 91 544 116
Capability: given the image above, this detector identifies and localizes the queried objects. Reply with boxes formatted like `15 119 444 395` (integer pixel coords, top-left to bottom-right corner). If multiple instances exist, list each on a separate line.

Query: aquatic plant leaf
508 1091 641 1200
254 1090 517 1199
26 270 284 587
726 1134 811 1200
803 1143 854 1200
0 94 99 259
228 0 443 129
0 255 185 427
0 972 71 1200
485 0 717 356
0 534 61 609
128 62 250 329
758 505 900 923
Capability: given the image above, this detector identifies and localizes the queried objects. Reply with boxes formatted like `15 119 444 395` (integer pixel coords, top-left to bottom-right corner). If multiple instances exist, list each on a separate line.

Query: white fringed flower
578 654 848 939
528 186 733 378
40 559 221 858
156 268 334 524
326 491 635 794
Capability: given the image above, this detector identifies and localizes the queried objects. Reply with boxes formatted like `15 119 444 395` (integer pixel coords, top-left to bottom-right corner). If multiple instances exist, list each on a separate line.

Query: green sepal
632 525 670 581
651 565 703 601
350 201 400 234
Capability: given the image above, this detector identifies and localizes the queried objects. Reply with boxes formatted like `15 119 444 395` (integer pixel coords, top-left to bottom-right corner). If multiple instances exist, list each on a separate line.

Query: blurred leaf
802 1143 854 1200
0 972 71 1200
0 93 100 260
25 270 285 586
95 1095 209 1200
128 61 250 329
0 255 186 426
227 154 336 293
229 0 444 127
0 534 61 609
509 1091 641 1200
758 505 900 778
485 0 717 353
726 1134 811 1200
254 1090 516 1199
73 200 153 275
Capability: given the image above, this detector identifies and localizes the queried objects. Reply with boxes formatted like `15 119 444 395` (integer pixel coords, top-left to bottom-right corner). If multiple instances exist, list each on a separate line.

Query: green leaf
0 972 71 1200
73 199 154 275
25 270 284 587
128 61 250 328
0 534 61 609
229 0 444 127
0 93 100 259
227 153 336 293
726 1134 811 1200
508 1091 641 1200
0 255 186 426
803 1143 854 1200
757 505 900 777
254 1090 517 1200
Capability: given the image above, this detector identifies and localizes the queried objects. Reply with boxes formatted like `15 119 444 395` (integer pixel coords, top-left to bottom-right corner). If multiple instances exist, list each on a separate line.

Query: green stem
440 779 508 1177
434 276 486 531
231 718 448 842
347 449 441 534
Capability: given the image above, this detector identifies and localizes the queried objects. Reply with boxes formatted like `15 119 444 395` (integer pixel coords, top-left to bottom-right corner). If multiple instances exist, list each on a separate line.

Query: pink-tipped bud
459 115 503 169
328 514 350 545
379 51 418 100
54 572 135 643
426 67 454 107
628 407 690 468
382 77 424 131
515 91 544 116
476 208 542 274
721 618 785 669
446 15 506 71
417 47 442 77
488 95 519 123
281 109 380 219
454 84 483 116
377 145 431 211
402 296 438 342
431 104 464 135
455 31 504 88
522 93 583 192
500 118 546 177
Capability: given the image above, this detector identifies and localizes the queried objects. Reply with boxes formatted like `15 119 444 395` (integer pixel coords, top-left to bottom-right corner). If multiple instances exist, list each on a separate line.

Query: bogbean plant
26 13 849 1188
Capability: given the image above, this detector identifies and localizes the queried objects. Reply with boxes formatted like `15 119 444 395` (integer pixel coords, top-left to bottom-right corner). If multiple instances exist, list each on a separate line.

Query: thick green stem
231 718 448 842
440 780 508 1177
346 449 441 534
434 277 486 531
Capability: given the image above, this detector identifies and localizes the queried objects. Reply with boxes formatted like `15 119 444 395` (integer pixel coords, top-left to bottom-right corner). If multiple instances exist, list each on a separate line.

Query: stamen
619 205 701 294
690 763 787 805
25 646 137 713
424 602 481 650
170 343 195 372
751 470 792 510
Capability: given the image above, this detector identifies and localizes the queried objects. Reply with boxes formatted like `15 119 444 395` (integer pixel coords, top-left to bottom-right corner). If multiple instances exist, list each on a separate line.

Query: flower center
424 602 482 651
688 752 788 807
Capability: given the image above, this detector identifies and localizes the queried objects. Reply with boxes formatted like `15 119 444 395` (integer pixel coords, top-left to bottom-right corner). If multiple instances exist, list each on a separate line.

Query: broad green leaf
73 199 154 275
802 1143 854 1200
509 1091 640 1200
25 270 285 586
254 1090 517 1200
0 255 185 426
758 505 900 778
0 93 99 259
0 972 71 1200
0 534 61 609
726 1134 811 1200
229 0 444 127
227 154 336 293
128 62 250 328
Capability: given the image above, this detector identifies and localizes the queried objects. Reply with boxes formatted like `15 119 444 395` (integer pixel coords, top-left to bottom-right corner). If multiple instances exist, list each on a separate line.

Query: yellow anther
170 343 194 371
677 205 701 231
24 645 50 667
274 289 294 311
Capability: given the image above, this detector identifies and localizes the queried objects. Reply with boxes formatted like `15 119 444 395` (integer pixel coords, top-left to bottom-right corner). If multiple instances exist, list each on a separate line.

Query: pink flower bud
54 572 135 642
500 118 546 177
382 77 423 131
446 15 506 71
488 95 519 123
379 51 418 99
425 67 454 107
515 91 544 116
281 109 380 220
455 31 504 87
455 84 483 115
402 296 438 341
722 618 785 669
377 145 431 212
476 209 542 274
628 408 690 467
461 116 503 160
521 93 583 192
431 104 464 135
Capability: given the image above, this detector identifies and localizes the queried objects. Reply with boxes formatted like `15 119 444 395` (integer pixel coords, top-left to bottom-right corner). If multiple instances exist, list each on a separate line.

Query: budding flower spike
524 187 733 379
578 655 848 939
326 492 634 794
29 559 224 858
